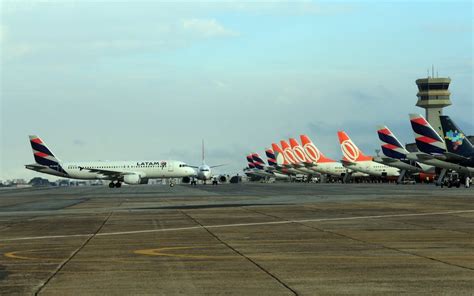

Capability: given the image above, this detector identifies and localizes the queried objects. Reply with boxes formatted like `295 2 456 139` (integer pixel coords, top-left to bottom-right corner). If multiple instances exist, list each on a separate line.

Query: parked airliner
337 131 400 177
25 135 195 188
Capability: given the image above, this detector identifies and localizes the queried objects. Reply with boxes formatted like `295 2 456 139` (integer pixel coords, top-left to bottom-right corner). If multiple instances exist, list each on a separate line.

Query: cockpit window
200 169 210 172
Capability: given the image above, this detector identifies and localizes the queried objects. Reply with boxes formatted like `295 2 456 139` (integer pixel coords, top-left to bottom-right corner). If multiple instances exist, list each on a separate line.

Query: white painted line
1 209 473 242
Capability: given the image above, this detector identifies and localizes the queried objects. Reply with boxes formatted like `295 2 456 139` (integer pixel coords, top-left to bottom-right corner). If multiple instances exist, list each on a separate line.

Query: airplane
298 134 367 181
182 141 227 185
25 135 196 188
375 125 435 182
337 131 400 178
408 114 473 180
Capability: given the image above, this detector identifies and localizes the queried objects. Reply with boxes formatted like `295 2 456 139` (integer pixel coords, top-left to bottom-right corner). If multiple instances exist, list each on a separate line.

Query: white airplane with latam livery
337 131 400 178
25 135 196 188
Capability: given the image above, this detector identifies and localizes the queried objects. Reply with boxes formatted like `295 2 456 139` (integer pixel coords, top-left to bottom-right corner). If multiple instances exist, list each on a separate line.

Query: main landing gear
169 180 175 187
109 181 122 188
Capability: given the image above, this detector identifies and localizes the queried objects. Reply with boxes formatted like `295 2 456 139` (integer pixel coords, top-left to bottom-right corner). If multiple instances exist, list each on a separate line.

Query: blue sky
1 1 472 180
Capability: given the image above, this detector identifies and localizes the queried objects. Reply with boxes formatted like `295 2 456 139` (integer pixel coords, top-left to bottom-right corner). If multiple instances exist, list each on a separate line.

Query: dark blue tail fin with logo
440 116 474 157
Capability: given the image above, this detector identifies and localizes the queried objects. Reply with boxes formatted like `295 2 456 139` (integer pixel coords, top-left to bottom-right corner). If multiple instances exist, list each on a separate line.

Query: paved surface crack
244 207 474 272
180 210 298 296
34 211 113 295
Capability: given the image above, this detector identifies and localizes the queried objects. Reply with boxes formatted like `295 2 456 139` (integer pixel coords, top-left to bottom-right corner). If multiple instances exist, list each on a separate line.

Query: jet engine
182 176 191 184
218 175 227 183
123 173 148 185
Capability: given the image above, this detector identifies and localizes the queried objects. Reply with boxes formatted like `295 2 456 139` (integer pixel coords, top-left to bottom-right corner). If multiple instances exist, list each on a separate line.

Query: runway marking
134 246 235 259
4 249 63 261
133 249 474 261
1 209 473 242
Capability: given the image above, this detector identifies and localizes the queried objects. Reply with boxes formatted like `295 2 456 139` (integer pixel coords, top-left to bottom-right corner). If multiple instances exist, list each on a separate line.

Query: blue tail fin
377 126 409 160
440 116 474 157
29 135 66 174
409 114 446 155
251 153 266 170
265 148 277 167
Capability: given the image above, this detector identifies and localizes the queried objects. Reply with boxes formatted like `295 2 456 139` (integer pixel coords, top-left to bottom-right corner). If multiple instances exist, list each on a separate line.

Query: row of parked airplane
245 114 473 186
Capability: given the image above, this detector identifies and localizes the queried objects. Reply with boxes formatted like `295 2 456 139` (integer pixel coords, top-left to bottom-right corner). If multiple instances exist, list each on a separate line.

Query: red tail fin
300 134 336 163
289 138 311 164
337 131 372 162
280 140 298 164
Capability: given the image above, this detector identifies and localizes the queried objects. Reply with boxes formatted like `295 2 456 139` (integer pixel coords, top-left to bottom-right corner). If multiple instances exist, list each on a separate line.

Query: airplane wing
210 164 227 168
185 165 199 169
78 166 135 178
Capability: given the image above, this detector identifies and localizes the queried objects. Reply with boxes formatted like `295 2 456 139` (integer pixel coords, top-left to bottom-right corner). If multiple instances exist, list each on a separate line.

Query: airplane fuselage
196 164 212 181
342 160 400 177
27 160 195 181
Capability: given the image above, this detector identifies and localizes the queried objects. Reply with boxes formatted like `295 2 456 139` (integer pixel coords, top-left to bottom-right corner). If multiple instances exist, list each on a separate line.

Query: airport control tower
415 75 452 136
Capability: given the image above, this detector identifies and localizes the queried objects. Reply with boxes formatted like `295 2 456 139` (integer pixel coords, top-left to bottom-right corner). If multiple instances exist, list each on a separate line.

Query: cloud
182 18 238 38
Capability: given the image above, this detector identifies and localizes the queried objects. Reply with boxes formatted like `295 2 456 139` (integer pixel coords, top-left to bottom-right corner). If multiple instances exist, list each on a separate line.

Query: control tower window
429 83 448 90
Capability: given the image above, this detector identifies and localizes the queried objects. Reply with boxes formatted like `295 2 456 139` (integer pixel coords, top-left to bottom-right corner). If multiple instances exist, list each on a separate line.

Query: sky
0 0 472 180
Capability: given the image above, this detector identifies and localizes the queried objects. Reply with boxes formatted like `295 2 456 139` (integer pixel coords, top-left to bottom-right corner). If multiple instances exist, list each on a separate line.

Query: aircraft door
168 162 173 172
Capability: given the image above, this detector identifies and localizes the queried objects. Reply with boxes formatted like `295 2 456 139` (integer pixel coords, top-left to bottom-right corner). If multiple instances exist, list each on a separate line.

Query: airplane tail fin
201 139 205 165
29 135 65 172
271 143 288 166
289 138 311 164
376 126 409 160
337 131 372 162
246 154 256 169
300 134 336 163
409 114 446 154
440 115 474 156
265 148 277 167
280 140 298 165
251 153 266 170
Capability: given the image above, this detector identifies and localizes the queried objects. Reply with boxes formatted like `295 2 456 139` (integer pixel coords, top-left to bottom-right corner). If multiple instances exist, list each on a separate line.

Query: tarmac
0 183 473 295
